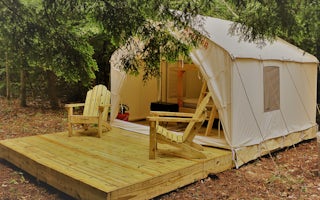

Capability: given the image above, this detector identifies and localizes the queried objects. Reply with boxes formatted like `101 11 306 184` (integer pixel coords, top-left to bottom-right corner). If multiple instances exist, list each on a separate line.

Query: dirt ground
0 98 319 200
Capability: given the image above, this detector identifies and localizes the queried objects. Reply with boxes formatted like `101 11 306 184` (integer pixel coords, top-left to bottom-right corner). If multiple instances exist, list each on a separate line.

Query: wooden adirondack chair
65 85 111 137
148 92 212 159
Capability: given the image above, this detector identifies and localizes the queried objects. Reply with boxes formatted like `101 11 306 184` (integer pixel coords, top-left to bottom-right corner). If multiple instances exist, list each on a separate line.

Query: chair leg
83 124 89 131
67 107 73 137
98 112 104 137
149 121 157 159
190 142 204 151
181 144 206 159
158 140 206 159
98 123 102 138
68 123 73 137
103 123 112 131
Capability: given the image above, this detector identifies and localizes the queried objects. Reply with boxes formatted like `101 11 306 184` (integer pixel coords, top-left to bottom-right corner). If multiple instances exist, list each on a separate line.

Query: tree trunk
5 52 10 100
20 69 27 107
47 71 59 109
318 132 320 176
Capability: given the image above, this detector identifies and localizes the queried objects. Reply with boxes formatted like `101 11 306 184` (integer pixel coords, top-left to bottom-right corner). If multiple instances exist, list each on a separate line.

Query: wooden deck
0 127 233 200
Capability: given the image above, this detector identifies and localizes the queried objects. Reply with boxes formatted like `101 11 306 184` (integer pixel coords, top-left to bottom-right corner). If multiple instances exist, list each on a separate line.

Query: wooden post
177 61 185 108
149 120 156 159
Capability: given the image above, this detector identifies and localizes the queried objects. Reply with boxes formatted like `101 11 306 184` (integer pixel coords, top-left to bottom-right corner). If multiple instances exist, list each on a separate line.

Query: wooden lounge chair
65 84 111 137
148 92 212 159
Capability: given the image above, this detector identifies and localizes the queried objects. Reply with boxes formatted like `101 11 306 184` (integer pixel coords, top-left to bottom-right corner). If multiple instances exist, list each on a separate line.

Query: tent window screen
264 66 280 112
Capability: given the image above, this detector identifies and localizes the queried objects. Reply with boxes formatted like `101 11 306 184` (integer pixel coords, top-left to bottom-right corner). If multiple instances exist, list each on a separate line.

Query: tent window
264 66 280 112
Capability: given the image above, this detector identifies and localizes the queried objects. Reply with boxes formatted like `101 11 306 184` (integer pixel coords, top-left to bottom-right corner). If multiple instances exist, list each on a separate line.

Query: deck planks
0 127 233 200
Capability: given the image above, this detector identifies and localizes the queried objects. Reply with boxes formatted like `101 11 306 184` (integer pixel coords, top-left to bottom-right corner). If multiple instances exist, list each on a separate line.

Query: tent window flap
264 66 280 112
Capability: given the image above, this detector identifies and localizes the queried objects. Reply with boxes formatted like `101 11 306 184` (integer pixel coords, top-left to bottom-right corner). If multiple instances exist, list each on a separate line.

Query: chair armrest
65 103 85 108
147 116 201 123
65 103 85 116
150 111 194 118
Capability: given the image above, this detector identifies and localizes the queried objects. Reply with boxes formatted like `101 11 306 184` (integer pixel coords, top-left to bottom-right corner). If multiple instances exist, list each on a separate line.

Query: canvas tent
110 16 319 167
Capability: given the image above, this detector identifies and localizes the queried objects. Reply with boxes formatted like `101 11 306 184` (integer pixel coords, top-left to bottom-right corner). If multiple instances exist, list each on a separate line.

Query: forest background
0 0 319 107
0 1 319 199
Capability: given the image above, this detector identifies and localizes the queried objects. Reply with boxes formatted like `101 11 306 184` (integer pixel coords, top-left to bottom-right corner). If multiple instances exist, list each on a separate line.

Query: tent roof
194 16 319 63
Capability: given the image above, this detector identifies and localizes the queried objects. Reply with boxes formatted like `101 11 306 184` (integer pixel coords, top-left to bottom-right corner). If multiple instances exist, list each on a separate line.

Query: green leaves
0 0 101 86
1 0 317 90
227 0 319 59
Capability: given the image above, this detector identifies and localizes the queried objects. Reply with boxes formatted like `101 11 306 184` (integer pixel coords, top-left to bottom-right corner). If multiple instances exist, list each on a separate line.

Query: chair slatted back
83 85 111 121
182 92 211 142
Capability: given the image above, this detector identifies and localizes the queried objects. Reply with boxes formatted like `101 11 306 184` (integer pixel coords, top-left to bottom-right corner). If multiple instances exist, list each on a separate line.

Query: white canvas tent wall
110 16 319 167
112 69 158 121
110 37 158 121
